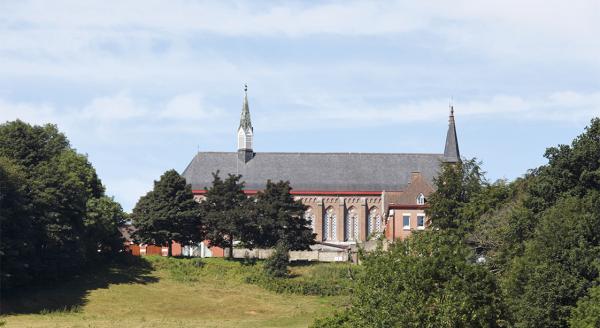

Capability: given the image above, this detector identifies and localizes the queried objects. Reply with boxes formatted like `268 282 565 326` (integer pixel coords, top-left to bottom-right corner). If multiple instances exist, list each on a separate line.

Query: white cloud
81 93 145 121
160 93 223 120
255 91 600 131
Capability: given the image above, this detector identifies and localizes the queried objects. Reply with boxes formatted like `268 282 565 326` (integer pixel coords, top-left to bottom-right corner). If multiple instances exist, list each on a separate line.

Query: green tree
0 120 69 168
569 285 600 328
131 169 202 256
201 172 251 258
0 120 125 289
84 196 127 257
264 241 290 278
314 230 507 328
252 180 314 250
0 157 34 289
426 158 486 234
502 192 600 328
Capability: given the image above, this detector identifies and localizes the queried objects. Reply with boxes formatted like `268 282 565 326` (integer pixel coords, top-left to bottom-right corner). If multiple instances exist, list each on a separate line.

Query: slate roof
182 152 446 192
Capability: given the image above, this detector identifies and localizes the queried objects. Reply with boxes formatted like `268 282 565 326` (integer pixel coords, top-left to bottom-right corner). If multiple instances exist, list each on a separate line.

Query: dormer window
416 193 425 205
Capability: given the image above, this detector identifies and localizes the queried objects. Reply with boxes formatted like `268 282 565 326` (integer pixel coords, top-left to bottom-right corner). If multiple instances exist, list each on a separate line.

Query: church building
182 87 460 245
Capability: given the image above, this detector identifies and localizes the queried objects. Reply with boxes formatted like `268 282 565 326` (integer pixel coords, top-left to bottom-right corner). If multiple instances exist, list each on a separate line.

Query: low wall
230 248 350 262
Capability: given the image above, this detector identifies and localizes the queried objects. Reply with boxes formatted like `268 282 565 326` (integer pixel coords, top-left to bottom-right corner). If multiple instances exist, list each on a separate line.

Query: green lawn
1 257 349 328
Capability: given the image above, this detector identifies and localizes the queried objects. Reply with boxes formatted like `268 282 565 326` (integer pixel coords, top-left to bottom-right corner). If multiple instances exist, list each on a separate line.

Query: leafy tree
252 180 314 250
264 241 290 278
314 230 507 327
0 157 34 289
569 285 600 328
131 169 202 256
426 158 486 234
0 120 69 168
84 196 127 257
502 192 600 328
0 120 125 289
201 172 251 258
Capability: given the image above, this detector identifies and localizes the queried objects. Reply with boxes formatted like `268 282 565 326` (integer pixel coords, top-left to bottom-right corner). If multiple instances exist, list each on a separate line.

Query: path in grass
1 257 348 328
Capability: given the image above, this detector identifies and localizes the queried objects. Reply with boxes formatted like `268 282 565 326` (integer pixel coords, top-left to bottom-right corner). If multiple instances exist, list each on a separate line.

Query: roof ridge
196 151 444 156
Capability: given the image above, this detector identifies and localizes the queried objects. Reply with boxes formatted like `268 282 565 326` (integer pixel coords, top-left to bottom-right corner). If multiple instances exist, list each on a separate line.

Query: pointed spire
444 104 460 162
239 84 253 132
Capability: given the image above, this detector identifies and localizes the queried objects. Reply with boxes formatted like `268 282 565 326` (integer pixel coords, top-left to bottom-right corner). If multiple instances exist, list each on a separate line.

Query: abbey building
182 88 460 245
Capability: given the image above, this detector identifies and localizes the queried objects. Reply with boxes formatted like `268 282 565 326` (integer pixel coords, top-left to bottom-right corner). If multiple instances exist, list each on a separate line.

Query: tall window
304 207 315 233
367 207 382 239
344 207 359 242
416 193 425 205
417 214 425 230
323 207 337 241
403 214 411 230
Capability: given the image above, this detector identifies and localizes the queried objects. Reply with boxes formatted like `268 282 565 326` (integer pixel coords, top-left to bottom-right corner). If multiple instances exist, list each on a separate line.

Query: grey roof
182 152 445 192
444 106 460 162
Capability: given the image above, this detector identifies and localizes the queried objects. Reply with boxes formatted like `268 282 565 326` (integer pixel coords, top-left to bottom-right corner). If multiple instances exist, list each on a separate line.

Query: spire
239 84 253 132
443 104 460 162
237 84 254 163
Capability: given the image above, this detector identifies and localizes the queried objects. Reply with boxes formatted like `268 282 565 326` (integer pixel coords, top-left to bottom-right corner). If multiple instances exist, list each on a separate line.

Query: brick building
182 87 460 245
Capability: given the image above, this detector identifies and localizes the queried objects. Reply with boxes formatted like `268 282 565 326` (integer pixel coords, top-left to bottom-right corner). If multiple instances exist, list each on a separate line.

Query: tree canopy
0 120 125 290
200 172 252 258
252 180 314 250
131 169 202 256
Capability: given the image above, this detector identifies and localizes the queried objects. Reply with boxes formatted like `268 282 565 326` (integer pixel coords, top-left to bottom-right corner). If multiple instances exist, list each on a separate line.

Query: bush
264 242 289 278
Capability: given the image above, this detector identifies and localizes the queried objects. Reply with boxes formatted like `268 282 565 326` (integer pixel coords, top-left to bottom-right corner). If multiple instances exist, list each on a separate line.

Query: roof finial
244 83 247 94
449 97 454 117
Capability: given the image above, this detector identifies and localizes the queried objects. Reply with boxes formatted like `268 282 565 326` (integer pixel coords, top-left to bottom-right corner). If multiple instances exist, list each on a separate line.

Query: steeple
239 84 253 132
443 105 460 162
237 84 254 163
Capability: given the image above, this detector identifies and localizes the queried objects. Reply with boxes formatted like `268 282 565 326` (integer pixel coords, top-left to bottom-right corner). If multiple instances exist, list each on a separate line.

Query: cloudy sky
1 1 599 211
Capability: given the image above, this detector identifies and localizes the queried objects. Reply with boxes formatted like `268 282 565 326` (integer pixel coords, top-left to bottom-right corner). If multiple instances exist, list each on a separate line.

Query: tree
0 120 125 289
426 158 486 234
502 192 600 328
252 180 314 250
0 120 69 168
84 196 127 257
569 285 600 328
131 169 202 256
201 172 251 258
0 157 34 289
314 230 507 327
264 241 290 278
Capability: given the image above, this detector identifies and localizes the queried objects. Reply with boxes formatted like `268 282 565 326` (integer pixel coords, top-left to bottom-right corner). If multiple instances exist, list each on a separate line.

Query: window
323 207 337 241
344 207 359 242
416 193 425 205
304 207 315 233
367 207 381 239
403 214 411 230
417 214 425 230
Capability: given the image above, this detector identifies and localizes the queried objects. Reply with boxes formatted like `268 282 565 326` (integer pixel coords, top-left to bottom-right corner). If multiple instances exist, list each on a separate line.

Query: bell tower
237 84 254 163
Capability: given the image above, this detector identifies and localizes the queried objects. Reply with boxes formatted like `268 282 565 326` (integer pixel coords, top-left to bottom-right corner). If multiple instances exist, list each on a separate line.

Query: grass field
1 257 351 328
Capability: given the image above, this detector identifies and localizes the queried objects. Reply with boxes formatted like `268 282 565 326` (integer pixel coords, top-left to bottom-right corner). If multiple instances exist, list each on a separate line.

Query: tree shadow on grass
1 255 158 315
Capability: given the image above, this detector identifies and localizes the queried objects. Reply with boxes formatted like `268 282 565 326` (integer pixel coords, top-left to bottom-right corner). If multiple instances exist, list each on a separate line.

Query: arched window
304 207 315 233
323 207 337 241
367 207 382 239
416 193 425 205
344 207 359 242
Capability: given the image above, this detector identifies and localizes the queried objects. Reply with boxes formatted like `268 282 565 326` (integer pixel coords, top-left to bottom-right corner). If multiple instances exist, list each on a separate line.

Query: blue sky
1 1 599 211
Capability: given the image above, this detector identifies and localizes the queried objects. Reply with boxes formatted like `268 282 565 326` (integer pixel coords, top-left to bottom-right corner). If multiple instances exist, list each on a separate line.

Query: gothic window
323 207 336 241
344 207 359 242
304 207 315 233
417 193 425 205
367 207 382 239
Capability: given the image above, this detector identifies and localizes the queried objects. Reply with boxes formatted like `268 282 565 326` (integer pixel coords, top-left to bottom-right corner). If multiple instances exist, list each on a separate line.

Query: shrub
264 242 289 278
